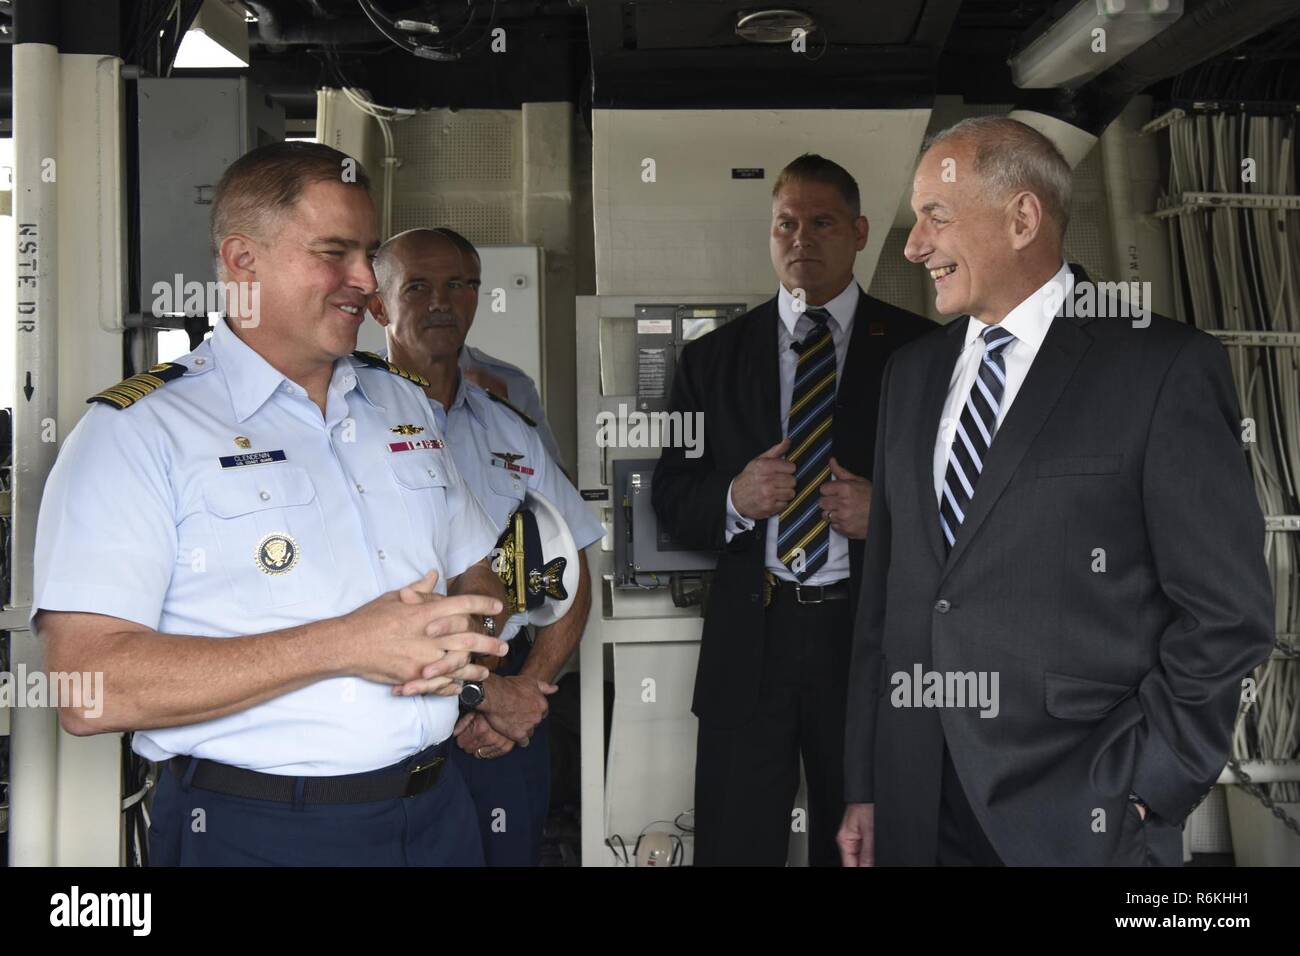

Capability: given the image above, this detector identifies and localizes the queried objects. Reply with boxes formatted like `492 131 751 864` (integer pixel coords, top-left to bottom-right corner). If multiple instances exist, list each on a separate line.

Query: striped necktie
939 324 1016 553
778 306 836 581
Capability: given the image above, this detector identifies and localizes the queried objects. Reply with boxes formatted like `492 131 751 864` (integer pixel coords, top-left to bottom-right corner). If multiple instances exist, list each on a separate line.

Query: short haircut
923 117 1073 239
771 153 861 218
426 226 480 264
210 141 372 276
373 227 481 292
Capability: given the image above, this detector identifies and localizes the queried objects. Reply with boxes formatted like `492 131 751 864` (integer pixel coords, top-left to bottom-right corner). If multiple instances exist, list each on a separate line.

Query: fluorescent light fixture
1010 0 1183 90
174 0 250 70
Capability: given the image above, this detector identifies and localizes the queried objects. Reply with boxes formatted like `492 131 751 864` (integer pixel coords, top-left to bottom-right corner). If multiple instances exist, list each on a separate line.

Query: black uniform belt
765 572 851 606
167 740 448 805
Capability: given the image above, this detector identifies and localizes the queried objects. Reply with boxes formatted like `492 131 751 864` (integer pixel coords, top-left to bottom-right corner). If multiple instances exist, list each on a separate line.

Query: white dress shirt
725 279 859 584
932 262 1071 499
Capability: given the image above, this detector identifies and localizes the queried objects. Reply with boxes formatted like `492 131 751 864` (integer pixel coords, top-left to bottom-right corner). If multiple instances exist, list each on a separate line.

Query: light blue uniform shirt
459 346 564 466
33 318 498 775
435 375 604 642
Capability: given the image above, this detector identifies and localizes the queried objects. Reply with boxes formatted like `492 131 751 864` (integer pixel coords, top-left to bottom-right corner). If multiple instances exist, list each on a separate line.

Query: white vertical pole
9 34 61 868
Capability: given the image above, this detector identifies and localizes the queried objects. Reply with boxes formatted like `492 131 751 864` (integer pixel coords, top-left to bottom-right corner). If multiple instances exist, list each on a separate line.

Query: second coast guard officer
372 227 603 866
33 143 511 866
461 344 565 468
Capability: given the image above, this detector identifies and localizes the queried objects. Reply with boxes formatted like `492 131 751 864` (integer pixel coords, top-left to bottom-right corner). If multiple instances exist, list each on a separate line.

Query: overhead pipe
1006 0 1300 174
245 1 378 51
245 0 580 49
1052 0 1300 135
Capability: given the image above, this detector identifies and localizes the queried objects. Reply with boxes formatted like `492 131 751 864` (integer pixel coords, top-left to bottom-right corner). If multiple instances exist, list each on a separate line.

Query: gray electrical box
136 77 284 318
612 457 717 586
634 302 747 412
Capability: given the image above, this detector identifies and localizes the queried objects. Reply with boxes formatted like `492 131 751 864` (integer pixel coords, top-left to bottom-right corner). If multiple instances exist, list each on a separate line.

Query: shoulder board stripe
99 389 141 406
486 389 537 427
111 380 153 399
87 363 187 410
352 350 430 388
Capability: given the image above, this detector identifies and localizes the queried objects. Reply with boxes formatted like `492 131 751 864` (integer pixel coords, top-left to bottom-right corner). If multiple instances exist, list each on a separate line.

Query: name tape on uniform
219 450 288 469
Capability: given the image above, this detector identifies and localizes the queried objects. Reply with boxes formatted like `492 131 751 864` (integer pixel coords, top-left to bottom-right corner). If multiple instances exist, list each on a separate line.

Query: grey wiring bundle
1165 103 1300 803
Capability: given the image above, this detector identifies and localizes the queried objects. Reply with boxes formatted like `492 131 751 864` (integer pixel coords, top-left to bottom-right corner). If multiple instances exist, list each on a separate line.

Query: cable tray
1153 192 1300 219
1207 330 1300 348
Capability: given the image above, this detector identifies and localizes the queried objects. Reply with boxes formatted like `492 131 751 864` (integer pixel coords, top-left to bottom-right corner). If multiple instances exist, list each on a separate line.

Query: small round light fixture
735 8 817 44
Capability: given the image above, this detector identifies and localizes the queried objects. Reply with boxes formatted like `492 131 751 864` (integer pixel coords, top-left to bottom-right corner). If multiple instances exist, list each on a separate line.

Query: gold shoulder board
87 362 187 410
352 350 430 388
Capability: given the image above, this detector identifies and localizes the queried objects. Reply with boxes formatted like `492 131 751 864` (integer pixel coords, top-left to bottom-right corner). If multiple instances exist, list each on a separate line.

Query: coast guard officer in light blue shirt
372 226 603 866
460 345 565 468
32 143 510 867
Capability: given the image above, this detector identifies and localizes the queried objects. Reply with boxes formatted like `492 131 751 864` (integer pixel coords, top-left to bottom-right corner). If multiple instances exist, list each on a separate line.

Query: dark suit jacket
844 264 1275 866
653 287 937 726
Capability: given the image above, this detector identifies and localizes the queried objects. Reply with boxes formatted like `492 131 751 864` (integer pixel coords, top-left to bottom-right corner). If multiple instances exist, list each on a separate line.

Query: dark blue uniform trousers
448 713 551 866
445 635 552 866
147 743 483 866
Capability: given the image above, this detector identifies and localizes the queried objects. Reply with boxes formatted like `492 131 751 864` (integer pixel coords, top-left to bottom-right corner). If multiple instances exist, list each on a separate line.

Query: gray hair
923 116 1073 239
373 227 481 291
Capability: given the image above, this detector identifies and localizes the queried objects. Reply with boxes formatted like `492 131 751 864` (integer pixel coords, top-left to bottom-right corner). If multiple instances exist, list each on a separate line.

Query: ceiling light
1010 0 1183 90
174 0 250 70
736 9 817 45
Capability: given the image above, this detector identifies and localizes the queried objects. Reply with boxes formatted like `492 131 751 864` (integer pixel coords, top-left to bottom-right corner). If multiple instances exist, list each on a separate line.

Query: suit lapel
837 286 868 405
752 300 783 446
832 288 878 446
916 319 967 567
939 294 1092 580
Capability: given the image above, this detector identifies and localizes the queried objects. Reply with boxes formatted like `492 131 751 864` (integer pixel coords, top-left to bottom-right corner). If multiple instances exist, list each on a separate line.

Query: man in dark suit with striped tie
653 155 935 865
838 118 1274 866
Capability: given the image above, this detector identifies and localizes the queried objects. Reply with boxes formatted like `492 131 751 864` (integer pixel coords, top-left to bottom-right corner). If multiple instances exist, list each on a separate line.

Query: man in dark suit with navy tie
653 155 935 865
837 117 1274 866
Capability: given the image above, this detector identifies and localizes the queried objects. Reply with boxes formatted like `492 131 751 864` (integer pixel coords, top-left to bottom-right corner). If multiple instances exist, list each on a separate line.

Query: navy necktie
778 306 836 580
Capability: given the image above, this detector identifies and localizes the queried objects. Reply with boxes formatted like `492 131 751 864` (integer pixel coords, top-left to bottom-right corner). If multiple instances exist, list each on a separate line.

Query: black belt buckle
404 756 445 798
794 584 825 605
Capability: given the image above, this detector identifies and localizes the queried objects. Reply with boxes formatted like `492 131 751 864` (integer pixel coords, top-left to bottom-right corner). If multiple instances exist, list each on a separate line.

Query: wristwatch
460 680 486 710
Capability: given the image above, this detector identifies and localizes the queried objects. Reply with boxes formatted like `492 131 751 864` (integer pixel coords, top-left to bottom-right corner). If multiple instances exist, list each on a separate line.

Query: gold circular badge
255 532 299 575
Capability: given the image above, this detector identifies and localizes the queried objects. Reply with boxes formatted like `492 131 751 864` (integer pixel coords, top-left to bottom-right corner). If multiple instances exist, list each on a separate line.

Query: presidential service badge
234 436 252 449
255 532 299 575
